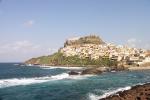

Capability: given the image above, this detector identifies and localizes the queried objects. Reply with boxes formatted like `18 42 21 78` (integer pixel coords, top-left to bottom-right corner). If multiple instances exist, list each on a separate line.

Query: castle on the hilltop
64 35 105 47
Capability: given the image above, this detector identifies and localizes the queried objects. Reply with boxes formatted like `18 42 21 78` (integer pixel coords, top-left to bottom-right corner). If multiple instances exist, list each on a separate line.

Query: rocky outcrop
68 71 80 75
81 68 102 75
100 83 150 100
68 68 103 75
111 65 128 71
68 67 127 76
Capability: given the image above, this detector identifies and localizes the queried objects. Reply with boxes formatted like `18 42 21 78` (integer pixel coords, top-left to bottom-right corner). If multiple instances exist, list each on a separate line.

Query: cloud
0 41 45 62
144 44 150 49
0 40 59 62
13 41 40 52
127 38 138 48
0 41 39 53
0 41 41 58
127 38 150 49
47 48 58 54
24 20 35 27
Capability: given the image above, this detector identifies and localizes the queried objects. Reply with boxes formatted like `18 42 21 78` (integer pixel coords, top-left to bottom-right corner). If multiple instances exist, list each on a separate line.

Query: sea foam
51 73 69 79
0 73 69 88
89 86 131 100
0 73 92 88
40 66 85 70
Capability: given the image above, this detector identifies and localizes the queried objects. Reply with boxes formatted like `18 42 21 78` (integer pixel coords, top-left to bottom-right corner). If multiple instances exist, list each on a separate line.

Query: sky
0 0 150 62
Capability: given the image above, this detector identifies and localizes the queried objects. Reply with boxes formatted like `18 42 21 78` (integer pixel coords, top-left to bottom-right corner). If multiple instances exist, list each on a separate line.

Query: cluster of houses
60 39 150 66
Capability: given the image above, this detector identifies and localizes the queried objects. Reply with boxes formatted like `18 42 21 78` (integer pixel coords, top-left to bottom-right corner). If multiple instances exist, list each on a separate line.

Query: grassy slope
25 52 117 67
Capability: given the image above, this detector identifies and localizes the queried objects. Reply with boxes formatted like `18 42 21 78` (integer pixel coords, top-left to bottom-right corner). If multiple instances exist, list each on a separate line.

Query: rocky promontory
25 34 150 70
100 83 150 100
25 35 118 67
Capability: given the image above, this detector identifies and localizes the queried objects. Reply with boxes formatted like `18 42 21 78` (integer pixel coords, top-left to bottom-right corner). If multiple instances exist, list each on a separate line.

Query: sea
0 63 150 100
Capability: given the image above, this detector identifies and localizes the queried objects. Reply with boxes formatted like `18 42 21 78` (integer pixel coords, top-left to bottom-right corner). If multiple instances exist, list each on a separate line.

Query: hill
25 52 117 67
25 35 116 67
25 34 150 68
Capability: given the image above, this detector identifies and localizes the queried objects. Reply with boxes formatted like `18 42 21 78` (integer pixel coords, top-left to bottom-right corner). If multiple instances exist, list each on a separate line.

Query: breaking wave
0 77 48 88
0 73 92 88
88 86 131 100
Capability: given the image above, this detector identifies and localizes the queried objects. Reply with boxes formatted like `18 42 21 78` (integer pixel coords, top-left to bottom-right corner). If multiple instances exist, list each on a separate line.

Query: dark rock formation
111 65 128 71
100 83 150 100
81 68 102 75
68 71 79 75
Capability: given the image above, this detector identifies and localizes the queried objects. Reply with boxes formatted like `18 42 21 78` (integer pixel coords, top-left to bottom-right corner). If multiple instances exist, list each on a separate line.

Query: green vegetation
26 52 117 67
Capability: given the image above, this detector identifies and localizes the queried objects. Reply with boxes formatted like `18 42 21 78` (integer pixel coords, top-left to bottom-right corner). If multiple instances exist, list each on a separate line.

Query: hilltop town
60 35 150 67
25 35 150 69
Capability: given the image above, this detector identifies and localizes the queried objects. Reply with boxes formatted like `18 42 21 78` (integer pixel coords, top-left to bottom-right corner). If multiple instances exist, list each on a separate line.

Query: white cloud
0 41 53 62
47 48 58 54
144 44 150 49
127 38 150 49
24 20 35 27
0 41 40 53
0 41 59 62
127 38 138 48
12 41 40 52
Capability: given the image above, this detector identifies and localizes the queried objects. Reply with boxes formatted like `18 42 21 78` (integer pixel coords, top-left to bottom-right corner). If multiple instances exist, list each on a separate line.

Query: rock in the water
68 71 79 75
81 68 102 75
100 83 150 100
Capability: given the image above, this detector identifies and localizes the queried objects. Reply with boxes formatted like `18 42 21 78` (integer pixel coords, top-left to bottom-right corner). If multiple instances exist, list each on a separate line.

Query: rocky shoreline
100 83 150 100
26 63 150 71
128 66 150 71
26 63 150 75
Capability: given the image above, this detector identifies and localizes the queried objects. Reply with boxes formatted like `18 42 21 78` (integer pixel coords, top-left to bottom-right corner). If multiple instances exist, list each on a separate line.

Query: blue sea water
0 63 150 100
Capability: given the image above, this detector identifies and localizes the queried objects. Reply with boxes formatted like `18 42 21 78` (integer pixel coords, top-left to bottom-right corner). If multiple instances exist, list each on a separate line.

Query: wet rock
68 71 79 75
100 83 150 100
81 68 102 75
